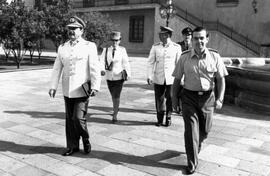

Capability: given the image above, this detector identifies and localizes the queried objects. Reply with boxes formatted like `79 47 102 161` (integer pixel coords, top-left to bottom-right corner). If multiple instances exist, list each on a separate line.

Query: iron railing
72 0 260 55
173 5 260 55
72 0 161 8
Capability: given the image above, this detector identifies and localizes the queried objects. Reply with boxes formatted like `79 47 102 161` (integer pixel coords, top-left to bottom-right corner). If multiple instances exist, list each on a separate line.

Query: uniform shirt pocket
206 65 217 78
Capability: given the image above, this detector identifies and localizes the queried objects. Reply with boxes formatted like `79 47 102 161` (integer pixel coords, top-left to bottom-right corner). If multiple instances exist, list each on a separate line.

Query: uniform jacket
147 40 182 85
50 38 101 98
100 46 131 81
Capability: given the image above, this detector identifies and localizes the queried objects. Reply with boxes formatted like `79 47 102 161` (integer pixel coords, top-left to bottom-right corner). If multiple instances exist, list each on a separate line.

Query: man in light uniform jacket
147 26 182 127
48 16 101 156
172 27 228 174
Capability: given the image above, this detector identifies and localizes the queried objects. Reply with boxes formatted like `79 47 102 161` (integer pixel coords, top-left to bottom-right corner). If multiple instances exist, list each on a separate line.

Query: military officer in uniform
49 16 101 156
178 27 193 52
172 27 228 174
147 26 182 127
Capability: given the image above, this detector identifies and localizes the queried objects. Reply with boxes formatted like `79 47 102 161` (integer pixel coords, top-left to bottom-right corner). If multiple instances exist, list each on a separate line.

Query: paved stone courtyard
0 56 270 176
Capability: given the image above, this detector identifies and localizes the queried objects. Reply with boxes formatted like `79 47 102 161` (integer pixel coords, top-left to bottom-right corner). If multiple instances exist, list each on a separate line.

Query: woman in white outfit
100 31 131 123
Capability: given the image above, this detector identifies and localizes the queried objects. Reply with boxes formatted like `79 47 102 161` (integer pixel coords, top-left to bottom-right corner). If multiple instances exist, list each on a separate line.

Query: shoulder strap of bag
105 47 109 70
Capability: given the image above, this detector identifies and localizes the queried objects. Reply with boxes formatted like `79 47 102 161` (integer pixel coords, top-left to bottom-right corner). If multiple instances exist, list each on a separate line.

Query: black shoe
186 165 196 175
62 148 79 156
155 122 162 127
112 118 118 123
165 117 171 127
82 139 91 154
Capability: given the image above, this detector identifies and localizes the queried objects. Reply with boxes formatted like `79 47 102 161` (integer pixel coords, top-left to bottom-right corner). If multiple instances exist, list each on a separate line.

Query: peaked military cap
159 26 174 34
181 27 192 35
67 16 86 28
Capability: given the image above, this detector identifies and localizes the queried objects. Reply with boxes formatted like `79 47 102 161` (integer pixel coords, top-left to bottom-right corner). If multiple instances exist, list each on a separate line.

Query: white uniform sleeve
122 47 131 78
89 43 101 91
50 47 63 90
147 46 156 80
100 48 106 71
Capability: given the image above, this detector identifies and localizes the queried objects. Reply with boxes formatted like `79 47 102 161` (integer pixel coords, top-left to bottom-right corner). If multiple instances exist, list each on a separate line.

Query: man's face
111 39 121 48
159 32 170 43
192 30 209 53
183 34 192 44
68 26 83 41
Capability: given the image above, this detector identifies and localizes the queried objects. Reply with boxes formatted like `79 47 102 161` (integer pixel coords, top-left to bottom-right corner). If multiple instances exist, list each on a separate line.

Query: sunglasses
111 39 120 42
68 27 80 30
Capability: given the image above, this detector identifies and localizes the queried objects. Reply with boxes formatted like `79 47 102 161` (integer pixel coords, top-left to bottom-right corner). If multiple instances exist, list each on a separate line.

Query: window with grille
129 16 144 43
115 0 128 5
83 0 95 7
216 0 239 6
217 0 238 2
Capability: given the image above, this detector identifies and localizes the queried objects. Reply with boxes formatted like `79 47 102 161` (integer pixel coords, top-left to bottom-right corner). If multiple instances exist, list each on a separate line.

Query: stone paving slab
1 56 270 176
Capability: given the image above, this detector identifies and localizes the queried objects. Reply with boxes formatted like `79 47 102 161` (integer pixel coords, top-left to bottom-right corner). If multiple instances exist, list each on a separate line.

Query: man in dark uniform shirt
178 27 192 51
175 27 193 115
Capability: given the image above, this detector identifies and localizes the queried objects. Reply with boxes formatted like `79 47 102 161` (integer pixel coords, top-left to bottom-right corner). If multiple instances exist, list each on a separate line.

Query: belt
184 88 212 96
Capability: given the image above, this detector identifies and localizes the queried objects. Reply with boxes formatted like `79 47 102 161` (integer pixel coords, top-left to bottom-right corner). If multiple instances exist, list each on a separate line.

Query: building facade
26 0 269 57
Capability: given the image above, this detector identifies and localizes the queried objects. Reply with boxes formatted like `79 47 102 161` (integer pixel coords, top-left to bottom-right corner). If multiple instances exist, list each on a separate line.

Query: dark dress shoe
165 117 171 127
112 118 118 123
186 165 196 175
62 148 79 156
155 122 162 127
82 139 91 154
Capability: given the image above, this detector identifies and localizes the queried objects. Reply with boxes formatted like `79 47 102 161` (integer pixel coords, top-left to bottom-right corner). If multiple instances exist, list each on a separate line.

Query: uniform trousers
154 83 172 122
64 96 89 149
181 89 215 169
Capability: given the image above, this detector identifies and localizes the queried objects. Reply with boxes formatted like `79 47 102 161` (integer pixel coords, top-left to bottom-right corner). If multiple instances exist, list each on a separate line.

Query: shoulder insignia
208 48 218 53
173 42 180 47
153 42 161 46
181 50 191 55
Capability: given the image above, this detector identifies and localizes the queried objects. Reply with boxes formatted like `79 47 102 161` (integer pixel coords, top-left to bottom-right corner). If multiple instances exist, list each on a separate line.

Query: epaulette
208 48 218 53
153 42 161 46
181 50 191 55
172 42 180 47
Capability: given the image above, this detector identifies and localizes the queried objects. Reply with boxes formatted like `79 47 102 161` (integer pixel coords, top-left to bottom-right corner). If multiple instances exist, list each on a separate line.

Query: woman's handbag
121 69 128 81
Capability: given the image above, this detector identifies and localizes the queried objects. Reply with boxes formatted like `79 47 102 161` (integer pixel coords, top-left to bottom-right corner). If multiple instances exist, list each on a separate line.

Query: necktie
112 48 115 58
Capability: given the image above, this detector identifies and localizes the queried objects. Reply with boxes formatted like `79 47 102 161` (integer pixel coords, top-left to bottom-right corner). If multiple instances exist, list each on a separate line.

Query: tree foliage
82 12 117 52
42 0 74 50
0 0 117 68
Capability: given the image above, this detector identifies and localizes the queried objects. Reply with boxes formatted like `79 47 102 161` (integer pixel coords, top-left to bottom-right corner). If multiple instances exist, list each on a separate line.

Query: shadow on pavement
4 110 65 119
216 104 270 121
0 140 186 173
3 110 156 126
89 105 156 114
124 83 154 90
89 116 156 126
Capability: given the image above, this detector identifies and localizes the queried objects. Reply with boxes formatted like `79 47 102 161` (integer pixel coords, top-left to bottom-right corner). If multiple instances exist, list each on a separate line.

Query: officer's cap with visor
67 16 86 29
181 27 192 36
159 26 173 36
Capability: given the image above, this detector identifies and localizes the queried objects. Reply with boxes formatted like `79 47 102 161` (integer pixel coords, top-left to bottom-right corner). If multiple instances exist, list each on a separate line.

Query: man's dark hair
192 27 209 37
